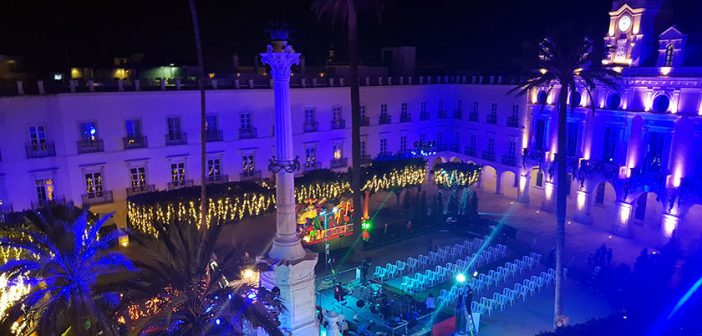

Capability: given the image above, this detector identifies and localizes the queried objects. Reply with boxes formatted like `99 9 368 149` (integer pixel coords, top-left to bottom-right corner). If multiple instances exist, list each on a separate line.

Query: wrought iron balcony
331 119 346 129
468 112 479 122
127 184 156 196
31 196 68 209
205 129 223 142
501 155 517 167
360 116 370 126
123 136 148 150
165 132 187 146
577 159 619 180
207 174 229 184
464 147 477 157
400 113 412 123
167 179 194 190
420 112 430 121
304 161 322 171
304 121 319 132
77 139 104 154
481 151 496 162
486 114 497 125
81 190 113 205
240 170 262 181
507 116 520 128
330 157 348 168
453 110 463 119
379 114 392 125
239 127 257 139
25 141 56 158
523 148 547 164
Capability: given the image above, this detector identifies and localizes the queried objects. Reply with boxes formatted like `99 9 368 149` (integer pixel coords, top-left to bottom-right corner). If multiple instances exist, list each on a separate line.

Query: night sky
2 0 700 74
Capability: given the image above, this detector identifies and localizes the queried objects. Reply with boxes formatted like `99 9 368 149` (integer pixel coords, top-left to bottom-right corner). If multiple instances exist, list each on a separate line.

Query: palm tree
187 0 208 233
0 210 134 336
512 31 619 326
122 220 284 336
312 0 387 258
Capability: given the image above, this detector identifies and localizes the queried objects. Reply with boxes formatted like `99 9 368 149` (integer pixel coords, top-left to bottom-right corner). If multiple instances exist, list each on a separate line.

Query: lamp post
259 43 319 336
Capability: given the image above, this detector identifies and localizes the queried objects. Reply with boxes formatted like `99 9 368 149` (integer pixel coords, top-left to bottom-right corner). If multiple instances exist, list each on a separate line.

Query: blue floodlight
456 273 466 283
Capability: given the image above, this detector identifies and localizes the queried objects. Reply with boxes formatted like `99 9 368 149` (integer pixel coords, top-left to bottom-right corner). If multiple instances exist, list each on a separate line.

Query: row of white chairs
401 244 507 294
437 254 543 306
471 268 555 316
373 236 499 282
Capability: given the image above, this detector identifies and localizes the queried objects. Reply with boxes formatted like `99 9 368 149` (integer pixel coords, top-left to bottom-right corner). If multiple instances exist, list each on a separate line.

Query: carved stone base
260 251 319 336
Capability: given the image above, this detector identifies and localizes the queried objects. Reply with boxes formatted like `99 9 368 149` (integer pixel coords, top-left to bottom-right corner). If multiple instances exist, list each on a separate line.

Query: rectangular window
380 104 388 116
535 119 546 150
491 103 497 116
305 146 317 166
242 155 255 175
602 127 618 162
488 138 495 154
419 133 427 146
207 158 221 178
29 126 47 148
469 134 476 149
35 178 54 202
360 105 367 119
333 143 343 160
473 102 479 113
454 131 460 147
421 102 427 114
79 122 98 141
206 115 218 132
457 100 463 111
566 122 579 157
125 120 142 138
240 112 252 129
508 140 517 158
170 163 186 184
304 108 316 124
512 105 519 117
380 138 388 154
129 167 147 191
332 106 343 122
361 140 367 157
437 131 444 147
401 103 408 114
167 117 182 138
400 135 407 151
85 172 103 198
645 132 665 171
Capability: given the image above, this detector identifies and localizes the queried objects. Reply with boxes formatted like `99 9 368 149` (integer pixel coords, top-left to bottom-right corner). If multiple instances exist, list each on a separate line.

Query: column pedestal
541 181 556 212
613 201 633 237
573 190 593 224
260 252 319 336
661 213 681 242
517 174 530 204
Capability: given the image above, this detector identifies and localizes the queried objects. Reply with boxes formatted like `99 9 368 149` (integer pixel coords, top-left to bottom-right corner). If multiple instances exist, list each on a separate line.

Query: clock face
618 15 632 32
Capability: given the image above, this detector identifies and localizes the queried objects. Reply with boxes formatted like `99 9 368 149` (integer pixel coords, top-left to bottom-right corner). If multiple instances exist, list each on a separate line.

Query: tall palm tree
0 210 134 336
312 0 387 258
187 0 208 233
122 220 284 336
512 31 619 326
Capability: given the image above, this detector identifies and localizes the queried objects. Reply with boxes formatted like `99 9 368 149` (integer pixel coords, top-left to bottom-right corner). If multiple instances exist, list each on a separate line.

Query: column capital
260 45 300 79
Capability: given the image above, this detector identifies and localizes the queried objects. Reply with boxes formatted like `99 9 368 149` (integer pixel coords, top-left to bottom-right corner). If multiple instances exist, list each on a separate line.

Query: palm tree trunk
554 85 568 325
348 4 363 259
188 0 207 232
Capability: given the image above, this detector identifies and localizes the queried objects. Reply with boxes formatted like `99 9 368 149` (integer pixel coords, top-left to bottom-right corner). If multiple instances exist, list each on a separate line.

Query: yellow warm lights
660 66 672 76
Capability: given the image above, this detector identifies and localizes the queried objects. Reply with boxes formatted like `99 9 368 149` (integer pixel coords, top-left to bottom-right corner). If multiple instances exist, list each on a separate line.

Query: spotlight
215 318 221 325
473 271 479 278
608 235 613 239
456 273 466 283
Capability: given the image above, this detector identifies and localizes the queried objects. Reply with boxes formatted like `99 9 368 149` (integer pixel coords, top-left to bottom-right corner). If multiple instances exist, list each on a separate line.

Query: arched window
665 44 675 67
570 91 582 107
652 95 670 113
607 93 622 109
537 91 549 104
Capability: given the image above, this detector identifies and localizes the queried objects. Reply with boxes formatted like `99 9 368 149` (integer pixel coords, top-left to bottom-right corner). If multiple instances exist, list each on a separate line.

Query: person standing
425 293 436 312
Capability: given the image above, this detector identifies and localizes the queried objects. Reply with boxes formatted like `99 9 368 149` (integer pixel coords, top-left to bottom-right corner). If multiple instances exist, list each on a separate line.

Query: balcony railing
481 151 496 162
304 161 322 171
507 116 520 128
240 170 262 181
303 121 319 132
400 113 411 123
379 114 392 125
578 159 619 180
165 133 187 146
331 119 346 129
453 110 463 119
123 136 148 149
31 196 68 209
486 114 497 125
77 139 104 154
437 111 448 119
81 190 113 205
464 147 477 157
523 148 546 163
167 179 194 190
420 112 430 121
501 155 517 166
127 184 156 196
469 112 479 122
207 174 229 184
205 129 223 142
360 116 370 126
330 157 348 168
25 141 56 158
239 127 257 139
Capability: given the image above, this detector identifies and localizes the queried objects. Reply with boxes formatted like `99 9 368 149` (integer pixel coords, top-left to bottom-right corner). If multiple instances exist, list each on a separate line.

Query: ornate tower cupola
656 26 687 67
604 0 665 66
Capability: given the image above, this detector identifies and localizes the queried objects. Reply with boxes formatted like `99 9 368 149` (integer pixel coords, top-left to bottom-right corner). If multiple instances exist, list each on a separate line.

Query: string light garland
127 156 428 235
431 162 482 189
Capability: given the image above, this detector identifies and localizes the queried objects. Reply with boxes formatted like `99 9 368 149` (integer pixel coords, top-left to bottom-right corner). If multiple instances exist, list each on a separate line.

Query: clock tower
604 0 666 66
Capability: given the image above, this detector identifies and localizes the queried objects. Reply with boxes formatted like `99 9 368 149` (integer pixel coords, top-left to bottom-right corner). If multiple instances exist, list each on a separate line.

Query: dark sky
2 0 700 74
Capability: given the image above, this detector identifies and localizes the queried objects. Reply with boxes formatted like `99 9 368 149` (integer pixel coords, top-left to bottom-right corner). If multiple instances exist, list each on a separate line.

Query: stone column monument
260 43 319 336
